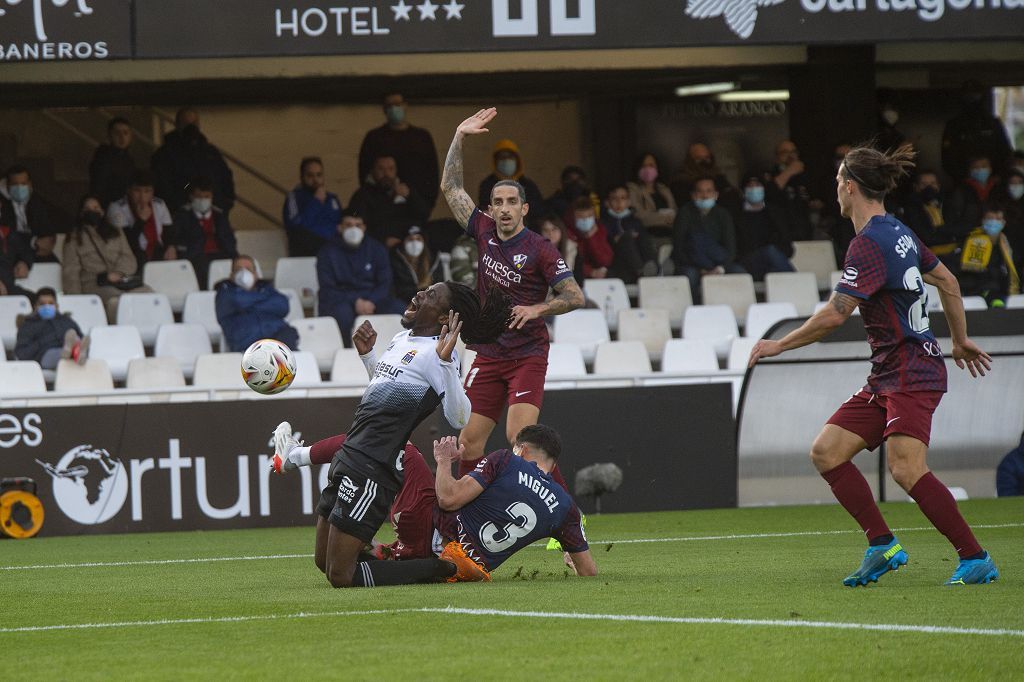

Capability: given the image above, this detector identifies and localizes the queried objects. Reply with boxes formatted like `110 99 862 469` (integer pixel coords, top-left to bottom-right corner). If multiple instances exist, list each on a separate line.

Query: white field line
3 522 1022 572
1 606 1022 638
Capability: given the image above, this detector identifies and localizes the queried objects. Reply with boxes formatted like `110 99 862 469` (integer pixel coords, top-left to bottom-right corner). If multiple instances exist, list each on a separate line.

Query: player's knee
326 564 355 588
314 554 327 575
809 436 833 469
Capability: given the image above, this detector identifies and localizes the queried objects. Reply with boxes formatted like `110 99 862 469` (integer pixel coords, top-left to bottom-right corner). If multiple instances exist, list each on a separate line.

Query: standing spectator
0 208 35 298
283 156 343 257
670 142 740 210
546 165 599 218
173 176 238 288
151 108 235 216
358 93 440 212
819 142 857 265
901 170 962 268
997 432 1024 497
957 206 1019 306
215 255 298 353
941 81 1012 183
390 225 443 303
477 138 545 230
107 170 177 266
672 177 746 298
626 152 677 237
766 140 814 242
994 168 1024 273
732 174 795 281
448 233 478 287
348 154 430 248
875 89 907 153
948 155 999 236
316 210 405 344
89 117 136 207
15 287 86 369
0 165 59 263
604 184 658 279
565 197 614 280
65 195 150 321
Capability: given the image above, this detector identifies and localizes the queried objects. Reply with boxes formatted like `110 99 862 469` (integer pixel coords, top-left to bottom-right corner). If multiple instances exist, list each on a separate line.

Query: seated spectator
348 154 430 248
948 155 999 235
997 431 1024 497
107 169 177 266
0 211 35 299
478 139 545 230
565 197 614 280
0 165 59 263
672 177 746 298
875 89 907 154
283 156 343 257
765 140 814 241
449 233 478 287
547 165 600 218
14 287 86 369
174 176 238 288
152 108 235 216
215 255 299 353
539 214 577 277
819 142 856 265
602 186 658 282
89 117 137 208
390 225 444 303
626 152 677 237
670 142 740 210
317 210 405 345
64 195 151 321
941 81 1012 183
900 170 962 269
993 167 1024 273
957 206 1019 306
732 175 794 281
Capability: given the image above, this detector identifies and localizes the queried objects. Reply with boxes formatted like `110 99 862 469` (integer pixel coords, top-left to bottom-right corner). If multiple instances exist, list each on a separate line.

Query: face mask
343 226 364 247
1009 184 1024 201
982 219 1004 237
386 105 405 125
404 240 424 258
606 207 631 219
8 184 30 204
37 303 57 320
81 210 103 227
919 186 940 203
695 197 717 211
496 159 517 177
638 167 658 184
192 197 212 214
882 109 899 126
744 187 765 204
233 268 255 290
970 168 991 185
575 216 596 234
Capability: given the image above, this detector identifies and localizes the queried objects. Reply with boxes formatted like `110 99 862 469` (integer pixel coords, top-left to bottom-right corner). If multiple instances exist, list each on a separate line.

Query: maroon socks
909 472 983 559
821 461 892 542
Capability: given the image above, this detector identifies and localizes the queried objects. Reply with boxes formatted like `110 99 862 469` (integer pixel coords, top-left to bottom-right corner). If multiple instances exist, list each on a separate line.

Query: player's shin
821 461 893 543
908 472 983 559
350 558 456 587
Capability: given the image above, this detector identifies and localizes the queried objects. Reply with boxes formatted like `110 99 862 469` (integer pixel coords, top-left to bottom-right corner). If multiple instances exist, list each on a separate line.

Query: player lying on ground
298 281 512 588
749 144 998 587
272 424 596 581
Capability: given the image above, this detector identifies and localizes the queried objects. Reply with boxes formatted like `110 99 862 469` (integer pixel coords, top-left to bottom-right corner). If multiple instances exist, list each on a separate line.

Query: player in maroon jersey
440 108 585 484
749 145 998 587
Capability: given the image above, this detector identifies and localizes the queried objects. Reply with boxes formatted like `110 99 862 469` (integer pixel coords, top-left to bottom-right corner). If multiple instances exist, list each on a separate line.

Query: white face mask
882 109 899 126
343 226 364 247
192 197 212 214
233 268 255 290
404 240 424 258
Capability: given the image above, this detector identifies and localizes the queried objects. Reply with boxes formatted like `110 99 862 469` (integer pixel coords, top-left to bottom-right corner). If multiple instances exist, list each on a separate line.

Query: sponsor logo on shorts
513 254 528 270
514 390 532 398
339 476 359 504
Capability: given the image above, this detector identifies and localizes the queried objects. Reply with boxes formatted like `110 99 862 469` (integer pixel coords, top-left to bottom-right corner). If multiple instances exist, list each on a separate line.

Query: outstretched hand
456 108 497 137
352 321 377 356
747 339 783 368
953 338 992 378
436 310 462 362
433 435 465 467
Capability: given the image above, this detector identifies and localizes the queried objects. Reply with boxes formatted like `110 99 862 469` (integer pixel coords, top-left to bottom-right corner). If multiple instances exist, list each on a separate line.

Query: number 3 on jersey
902 266 930 334
480 501 537 553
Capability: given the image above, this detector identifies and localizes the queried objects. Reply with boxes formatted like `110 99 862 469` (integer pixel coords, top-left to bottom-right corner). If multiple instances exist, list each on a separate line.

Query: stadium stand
57 294 108 335
54 358 114 392
1008 294 1024 309
293 317 344 373
154 323 212 380
291 350 323 386
116 293 174 346
181 291 222 345
583 278 631 334
790 240 838 290
637 275 692 332
143 260 200 314
273 256 318 310
617 308 672 363
744 302 799 340
15 262 62 294
962 296 990 310
552 308 610 364
593 340 652 376
126 357 186 390
727 337 758 370
764 272 819 316
193 352 245 389
701 273 756 325
234 230 287 279
207 258 263 290
329 348 370 386
0 361 47 396
279 288 305 322
546 342 587 379
0 296 33 352
88 325 145 383
661 339 719 373
352 314 405 357
683 304 738 361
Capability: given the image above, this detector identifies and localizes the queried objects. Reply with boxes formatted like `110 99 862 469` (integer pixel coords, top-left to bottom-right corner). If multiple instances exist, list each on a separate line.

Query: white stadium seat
15 262 62 293
701 273 755 325
330 348 370 386
657 243 673 269
294 317 345 373
58 294 108 335
0 295 32 351
193 353 244 388
583 278 631 333
744 302 798 340
116 293 174 346
829 269 843 290
546 342 587 379
552 308 610 364
126 357 186 390
182 291 222 345
727 337 758 370
352 314 405 357
154 323 213 380
291 350 323 386
279 288 305 321
273 257 318 310
638 276 692 332
235 230 287 278
683 304 738 361
617 308 671 362
1007 294 1024 309
88 325 145 382
661 339 719 373
0 361 47 396
962 296 989 311
143 260 200 313
790 240 838 290
924 284 942 312
54 358 114 392
593 340 652 376
765 272 819 316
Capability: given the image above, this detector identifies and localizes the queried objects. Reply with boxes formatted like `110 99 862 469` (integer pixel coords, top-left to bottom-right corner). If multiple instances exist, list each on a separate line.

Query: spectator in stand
448 233 478 287
732 174 795 281
670 142 740 210
173 176 238 288
539 214 577 278
283 156 343 258
65 195 151 321
672 177 746 298
89 117 136 207
875 89 907 153
819 142 857 265
627 152 677 237
107 169 177 266
994 168 1024 273
348 154 430 249
941 81 1013 183
564 196 613 280
390 225 444 303
477 139 545 230
15 287 87 369
602 185 658 282
151 108 235 216
317 209 405 345
215 254 299 353
546 165 600 218
997 432 1024 497
0 165 59 263
0 205 35 299
901 170 962 269
948 155 999 237
765 140 815 241
957 206 1019 306
358 93 440 212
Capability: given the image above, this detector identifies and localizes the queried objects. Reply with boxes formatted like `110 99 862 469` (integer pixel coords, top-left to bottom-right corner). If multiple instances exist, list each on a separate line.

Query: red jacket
565 214 614 278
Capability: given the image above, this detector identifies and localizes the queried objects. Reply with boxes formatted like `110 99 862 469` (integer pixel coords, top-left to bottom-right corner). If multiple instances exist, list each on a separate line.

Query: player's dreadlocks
446 281 513 345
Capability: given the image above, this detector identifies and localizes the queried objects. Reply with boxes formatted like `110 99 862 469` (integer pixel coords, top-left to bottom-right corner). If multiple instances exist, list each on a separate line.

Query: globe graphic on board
37 445 129 525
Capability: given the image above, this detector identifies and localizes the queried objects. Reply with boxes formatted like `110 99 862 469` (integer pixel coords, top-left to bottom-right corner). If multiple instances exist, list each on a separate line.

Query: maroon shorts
384 445 438 560
463 353 547 423
826 389 944 450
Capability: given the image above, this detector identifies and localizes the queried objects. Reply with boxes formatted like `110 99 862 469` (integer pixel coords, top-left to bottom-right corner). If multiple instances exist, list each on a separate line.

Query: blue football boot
843 538 908 587
945 552 999 585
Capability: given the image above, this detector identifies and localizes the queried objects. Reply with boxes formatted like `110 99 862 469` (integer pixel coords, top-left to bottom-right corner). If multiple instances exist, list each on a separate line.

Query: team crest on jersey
401 349 417 365
513 254 528 270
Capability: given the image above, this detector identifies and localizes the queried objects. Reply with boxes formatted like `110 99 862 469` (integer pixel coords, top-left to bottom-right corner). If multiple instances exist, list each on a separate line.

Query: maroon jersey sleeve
916 236 940 274
467 449 512 489
538 233 575 289
466 208 493 240
552 500 589 554
836 235 886 300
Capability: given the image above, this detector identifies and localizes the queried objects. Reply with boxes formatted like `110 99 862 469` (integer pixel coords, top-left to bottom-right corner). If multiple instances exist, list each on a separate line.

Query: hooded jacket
477 139 546 227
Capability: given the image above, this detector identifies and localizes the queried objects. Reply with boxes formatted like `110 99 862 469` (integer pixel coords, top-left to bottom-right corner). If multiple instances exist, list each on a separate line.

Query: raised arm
748 291 858 367
441 108 495 228
923 262 992 377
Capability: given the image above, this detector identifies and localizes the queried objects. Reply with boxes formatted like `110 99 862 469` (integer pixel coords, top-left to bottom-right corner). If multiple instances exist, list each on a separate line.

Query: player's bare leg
314 516 330 574
458 412 497 473
809 424 865 473
324 520 456 588
505 402 540 445
884 434 929 491
323 526 366 587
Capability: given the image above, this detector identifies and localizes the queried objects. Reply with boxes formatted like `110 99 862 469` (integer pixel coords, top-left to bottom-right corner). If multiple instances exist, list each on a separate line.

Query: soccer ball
241 339 297 395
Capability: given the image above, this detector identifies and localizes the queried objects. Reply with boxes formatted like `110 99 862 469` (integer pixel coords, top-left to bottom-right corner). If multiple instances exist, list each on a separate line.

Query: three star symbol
391 0 464 22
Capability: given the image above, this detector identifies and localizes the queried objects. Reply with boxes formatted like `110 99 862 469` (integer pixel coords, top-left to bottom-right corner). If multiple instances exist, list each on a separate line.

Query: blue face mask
37 303 57 320
575 216 596 233
970 167 991 184
744 187 765 204
982 219 1004 237
695 197 717 211
385 105 405 125
496 159 518 178
8 184 30 204
1009 184 1024 201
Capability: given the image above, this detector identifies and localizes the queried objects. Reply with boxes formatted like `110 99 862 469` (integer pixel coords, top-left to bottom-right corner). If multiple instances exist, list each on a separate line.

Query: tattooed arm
441 108 497 228
748 291 858 367
509 277 585 330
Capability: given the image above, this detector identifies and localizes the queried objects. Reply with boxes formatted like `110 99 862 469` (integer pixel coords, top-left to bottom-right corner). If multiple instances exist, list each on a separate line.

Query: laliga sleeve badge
0 478 45 539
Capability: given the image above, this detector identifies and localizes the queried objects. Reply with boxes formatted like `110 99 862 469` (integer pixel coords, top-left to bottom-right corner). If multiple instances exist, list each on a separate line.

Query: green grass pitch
2 498 1022 680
